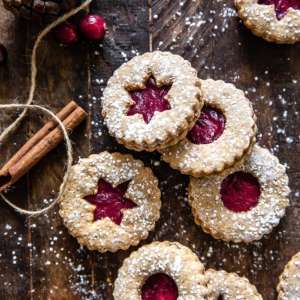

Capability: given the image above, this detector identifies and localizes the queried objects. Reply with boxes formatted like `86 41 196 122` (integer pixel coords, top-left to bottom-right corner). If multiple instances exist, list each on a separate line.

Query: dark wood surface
0 1 299 299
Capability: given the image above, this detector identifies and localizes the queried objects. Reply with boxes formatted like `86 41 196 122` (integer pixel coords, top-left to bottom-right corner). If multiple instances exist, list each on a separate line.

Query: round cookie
189 144 290 243
59 152 161 252
161 79 256 177
235 0 300 44
102 51 203 152
113 241 210 300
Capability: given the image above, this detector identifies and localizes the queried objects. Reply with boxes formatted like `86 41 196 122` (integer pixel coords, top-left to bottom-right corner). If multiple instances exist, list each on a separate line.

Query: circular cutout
188 144 290 243
220 171 261 213
141 273 178 300
113 241 209 300
187 106 225 145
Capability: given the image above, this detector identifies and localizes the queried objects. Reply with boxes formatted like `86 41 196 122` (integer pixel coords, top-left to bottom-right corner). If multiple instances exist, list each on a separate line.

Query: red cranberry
54 23 78 45
127 76 171 124
84 179 136 225
187 106 225 144
0 43 8 65
220 171 261 213
258 0 300 20
79 14 106 40
141 273 178 300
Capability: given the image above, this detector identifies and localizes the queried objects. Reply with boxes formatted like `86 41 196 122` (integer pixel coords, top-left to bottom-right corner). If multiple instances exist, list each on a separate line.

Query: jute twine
0 0 93 216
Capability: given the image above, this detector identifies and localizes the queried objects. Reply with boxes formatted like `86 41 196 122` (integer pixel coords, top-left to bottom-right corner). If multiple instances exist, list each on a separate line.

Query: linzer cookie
160 79 256 177
188 144 290 243
235 0 300 44
102 51 203 152
59 152 161 252
113 241 210 300
206 269 263 300
277 252 300 300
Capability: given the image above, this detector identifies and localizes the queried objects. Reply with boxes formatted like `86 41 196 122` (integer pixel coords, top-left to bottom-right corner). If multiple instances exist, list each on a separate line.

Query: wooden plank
25 28 92 299
0 6 31 300
151 1 300 299
0 0 299 299
89 1 149 298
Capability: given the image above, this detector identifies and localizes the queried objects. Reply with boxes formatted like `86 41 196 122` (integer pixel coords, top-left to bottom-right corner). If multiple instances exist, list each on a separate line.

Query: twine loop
0 0 92 216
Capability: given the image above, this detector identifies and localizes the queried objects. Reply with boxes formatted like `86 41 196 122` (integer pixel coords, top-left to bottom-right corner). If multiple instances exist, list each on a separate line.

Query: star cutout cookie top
127 76 171 124
84 179 136 225
220 171 261 213
102 51 203 152
235 0 300 43
59 152 161 252
160 79 256 177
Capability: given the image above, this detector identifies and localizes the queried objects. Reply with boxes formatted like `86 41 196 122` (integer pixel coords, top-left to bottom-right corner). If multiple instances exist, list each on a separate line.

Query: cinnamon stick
0 101 87 192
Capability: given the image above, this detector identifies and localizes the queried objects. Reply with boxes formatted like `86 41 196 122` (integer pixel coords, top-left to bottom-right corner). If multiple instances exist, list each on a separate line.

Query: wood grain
0 4 31 299
0 0 299 299
151 1 300 299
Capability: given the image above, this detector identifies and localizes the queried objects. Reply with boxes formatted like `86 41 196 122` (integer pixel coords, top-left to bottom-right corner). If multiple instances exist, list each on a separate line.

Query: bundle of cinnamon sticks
0 101 87 192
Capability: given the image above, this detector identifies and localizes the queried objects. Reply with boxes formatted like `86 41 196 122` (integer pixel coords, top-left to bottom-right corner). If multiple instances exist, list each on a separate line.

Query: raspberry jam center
187 106 225 144
258 0 300 20
127 76 171 124
84 179 136 225
141 273 178 300
220 172 261 213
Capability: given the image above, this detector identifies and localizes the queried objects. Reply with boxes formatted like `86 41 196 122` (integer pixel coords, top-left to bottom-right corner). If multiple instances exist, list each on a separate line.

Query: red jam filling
258 0 300 20
187 106 225 144
127 76 171 124
220 172 261 213
84 179 136 225
141 273 178 300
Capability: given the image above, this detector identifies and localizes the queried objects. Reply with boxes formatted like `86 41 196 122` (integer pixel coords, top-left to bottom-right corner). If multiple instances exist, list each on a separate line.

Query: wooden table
0 1 299 299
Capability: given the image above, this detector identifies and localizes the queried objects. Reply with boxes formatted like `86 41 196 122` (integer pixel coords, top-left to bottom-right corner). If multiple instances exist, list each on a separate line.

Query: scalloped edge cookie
102 51 203 152
59 152 161 252
189 144 290 243
113 241 211 300
235 0 300 44
160 79 256 177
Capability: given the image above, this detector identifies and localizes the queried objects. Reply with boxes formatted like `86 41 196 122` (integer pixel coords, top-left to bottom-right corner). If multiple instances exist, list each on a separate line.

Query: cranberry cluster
54 14 106 45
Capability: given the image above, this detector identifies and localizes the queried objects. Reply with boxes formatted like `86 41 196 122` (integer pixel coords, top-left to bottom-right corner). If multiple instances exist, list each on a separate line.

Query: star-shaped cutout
127 76 171 123
84 179 136 225
258 0 300 20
